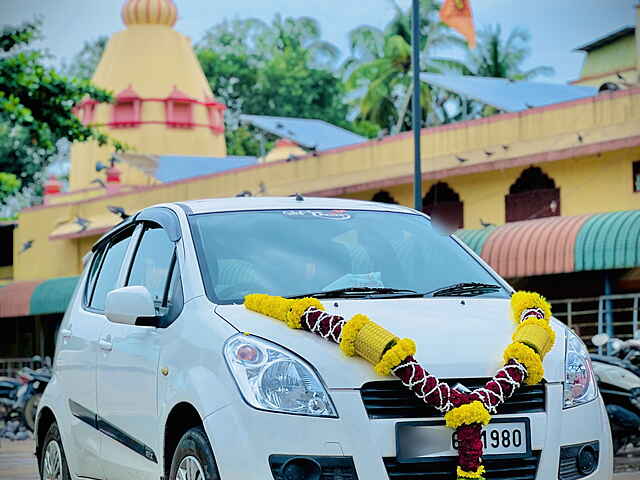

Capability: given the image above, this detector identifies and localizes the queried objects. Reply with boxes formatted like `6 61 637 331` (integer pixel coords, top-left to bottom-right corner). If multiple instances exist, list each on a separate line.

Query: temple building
0 0 639 366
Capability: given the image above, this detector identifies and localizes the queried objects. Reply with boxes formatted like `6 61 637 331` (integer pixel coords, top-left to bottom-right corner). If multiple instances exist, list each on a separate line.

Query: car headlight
564 330 598 408
224 334 337 417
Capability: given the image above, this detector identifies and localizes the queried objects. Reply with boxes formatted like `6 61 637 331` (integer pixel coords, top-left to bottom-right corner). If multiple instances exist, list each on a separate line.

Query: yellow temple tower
69 0 227 190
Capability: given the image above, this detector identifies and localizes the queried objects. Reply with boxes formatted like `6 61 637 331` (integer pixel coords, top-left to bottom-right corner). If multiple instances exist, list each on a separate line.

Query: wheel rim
177 456 205 480
43 440 62 480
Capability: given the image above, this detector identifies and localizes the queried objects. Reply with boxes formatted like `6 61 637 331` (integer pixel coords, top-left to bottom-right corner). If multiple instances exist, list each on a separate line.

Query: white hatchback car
36 197 612 480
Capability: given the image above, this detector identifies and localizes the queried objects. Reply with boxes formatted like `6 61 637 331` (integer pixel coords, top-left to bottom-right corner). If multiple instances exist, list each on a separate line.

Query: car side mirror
105 286 158 326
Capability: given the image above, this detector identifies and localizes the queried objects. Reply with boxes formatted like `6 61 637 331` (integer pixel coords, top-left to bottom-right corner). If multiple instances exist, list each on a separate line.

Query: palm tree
463 24 554 81
343 0 466 134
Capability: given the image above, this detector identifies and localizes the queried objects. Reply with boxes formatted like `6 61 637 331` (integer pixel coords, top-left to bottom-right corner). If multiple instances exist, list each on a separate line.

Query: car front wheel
169 426 220 480
40 422 71 480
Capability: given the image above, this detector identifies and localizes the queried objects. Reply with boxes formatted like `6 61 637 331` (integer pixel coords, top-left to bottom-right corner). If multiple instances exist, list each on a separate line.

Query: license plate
396 418 531 462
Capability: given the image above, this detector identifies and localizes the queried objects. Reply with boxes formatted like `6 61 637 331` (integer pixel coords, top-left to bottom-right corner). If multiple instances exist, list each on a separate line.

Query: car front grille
361 379 546 419
383 451 541 479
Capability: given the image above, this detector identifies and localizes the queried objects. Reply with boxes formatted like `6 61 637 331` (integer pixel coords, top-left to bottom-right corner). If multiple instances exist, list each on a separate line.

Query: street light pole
411 0 422 211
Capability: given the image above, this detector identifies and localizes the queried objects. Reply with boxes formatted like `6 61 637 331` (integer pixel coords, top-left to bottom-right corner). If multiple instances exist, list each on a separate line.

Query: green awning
575 210 640 271
30 276 80 316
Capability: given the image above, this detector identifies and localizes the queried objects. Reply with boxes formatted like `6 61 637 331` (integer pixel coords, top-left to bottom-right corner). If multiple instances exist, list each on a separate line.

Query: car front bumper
203 383 612 479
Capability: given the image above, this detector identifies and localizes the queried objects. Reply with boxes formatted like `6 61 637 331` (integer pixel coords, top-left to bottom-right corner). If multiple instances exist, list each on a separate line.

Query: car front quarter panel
158 296 239 428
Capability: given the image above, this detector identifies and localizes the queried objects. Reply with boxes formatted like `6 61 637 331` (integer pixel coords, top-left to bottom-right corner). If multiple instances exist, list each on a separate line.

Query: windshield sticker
282 210 352 220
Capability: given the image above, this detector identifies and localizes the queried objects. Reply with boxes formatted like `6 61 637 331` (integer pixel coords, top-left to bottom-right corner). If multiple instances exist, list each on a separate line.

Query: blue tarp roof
153 155 258 182
240 114 366 151
421 73 598 112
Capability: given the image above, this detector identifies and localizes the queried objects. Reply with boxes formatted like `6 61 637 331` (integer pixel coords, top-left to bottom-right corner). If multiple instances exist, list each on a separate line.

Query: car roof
177 196 418 215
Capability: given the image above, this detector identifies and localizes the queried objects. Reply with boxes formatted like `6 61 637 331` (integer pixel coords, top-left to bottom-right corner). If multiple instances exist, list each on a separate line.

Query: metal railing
551 293 640 351
0 358 40 378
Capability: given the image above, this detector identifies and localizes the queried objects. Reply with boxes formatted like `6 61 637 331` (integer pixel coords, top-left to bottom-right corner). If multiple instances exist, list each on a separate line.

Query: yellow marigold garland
445 401 491 429
457 466 486 479
510 291 551 324
513 317 556 357
339 314 370 356
286 297 325 329
503 342 545 385
373 338 416 376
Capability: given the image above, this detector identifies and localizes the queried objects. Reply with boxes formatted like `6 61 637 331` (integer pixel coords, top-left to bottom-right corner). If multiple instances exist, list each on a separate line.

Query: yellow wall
13 90 640 281
579 35 636 80
345 146 640 229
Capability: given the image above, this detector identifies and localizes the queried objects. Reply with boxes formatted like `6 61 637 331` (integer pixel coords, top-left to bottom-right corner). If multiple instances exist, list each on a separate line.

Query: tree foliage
0 22 122 191
196 15 365 155
61 36 108 81
461 24 554 81
0 172 21 203
343 0 469 134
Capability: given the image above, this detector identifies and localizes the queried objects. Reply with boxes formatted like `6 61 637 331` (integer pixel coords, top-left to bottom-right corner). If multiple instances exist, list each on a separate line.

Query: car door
97 222 178 479
56 225 134 479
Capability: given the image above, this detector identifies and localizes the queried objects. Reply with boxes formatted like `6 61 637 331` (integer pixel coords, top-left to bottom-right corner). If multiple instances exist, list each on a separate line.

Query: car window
127 225 175 315
90 230 133 311
84 247 106 306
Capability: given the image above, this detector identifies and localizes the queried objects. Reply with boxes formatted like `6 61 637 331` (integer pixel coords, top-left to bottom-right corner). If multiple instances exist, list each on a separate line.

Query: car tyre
169 426 220 480
40 422 71 480
24 392 41 432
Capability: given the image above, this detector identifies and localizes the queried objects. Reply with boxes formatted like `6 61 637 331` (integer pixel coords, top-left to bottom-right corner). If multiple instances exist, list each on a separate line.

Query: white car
36 197 612 480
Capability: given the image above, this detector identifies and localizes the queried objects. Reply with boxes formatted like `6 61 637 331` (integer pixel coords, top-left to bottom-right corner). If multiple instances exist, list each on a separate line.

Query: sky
0 0 636 84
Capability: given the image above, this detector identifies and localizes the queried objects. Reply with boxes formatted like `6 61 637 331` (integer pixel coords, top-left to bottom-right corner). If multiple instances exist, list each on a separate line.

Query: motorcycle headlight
564 330 598 408
224 335 337 418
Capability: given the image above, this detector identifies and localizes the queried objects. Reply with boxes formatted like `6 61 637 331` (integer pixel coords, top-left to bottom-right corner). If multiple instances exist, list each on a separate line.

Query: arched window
371 190 398 204
422 182 464 229
165 86 194 128
505 166 560 222
111 85 141 127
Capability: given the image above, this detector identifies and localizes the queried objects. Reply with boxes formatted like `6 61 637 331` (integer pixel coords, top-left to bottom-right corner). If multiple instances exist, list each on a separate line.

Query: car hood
215 297 566 389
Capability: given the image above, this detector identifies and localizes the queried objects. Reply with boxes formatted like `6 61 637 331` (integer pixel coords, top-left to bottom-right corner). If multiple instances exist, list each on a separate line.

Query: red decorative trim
100 120 223 132
116 85 141 101
569 66 636 85
306 134 640 197
165 87 195 128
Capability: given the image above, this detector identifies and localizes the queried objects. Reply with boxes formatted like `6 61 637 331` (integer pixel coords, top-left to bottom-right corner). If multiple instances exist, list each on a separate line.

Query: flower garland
244 291 555 480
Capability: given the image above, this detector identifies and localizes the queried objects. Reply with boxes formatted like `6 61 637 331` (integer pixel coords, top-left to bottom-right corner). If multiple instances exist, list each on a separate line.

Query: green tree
343 0 466 134
0 21 122 191
0 172 21 203
61 36 108 81
196 15 360 155
462 24 554 81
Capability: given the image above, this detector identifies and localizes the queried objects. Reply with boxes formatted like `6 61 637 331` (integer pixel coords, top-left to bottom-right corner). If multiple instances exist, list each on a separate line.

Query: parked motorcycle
592 334 640 453
0 376 21 421
13 365 51 432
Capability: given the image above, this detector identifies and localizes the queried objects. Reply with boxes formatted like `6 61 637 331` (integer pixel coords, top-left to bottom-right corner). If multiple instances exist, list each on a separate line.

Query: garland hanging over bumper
244 291 555 480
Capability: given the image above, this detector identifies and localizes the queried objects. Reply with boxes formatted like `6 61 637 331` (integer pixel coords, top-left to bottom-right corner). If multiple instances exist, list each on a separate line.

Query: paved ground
2 439 640 479
0 440 37 480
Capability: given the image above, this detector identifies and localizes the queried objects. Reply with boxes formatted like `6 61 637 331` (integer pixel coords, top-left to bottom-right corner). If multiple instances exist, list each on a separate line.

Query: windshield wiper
286 287 421 299
427 282 502 297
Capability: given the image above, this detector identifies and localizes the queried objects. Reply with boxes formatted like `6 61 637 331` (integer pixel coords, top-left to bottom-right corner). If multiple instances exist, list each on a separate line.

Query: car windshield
189 209 509 304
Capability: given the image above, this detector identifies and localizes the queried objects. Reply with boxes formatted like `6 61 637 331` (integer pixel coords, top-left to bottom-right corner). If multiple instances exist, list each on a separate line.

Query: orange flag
440 0 477 49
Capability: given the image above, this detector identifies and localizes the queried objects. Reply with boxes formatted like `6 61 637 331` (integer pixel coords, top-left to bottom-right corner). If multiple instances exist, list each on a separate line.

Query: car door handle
61 328 72 339
99 338 113 352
